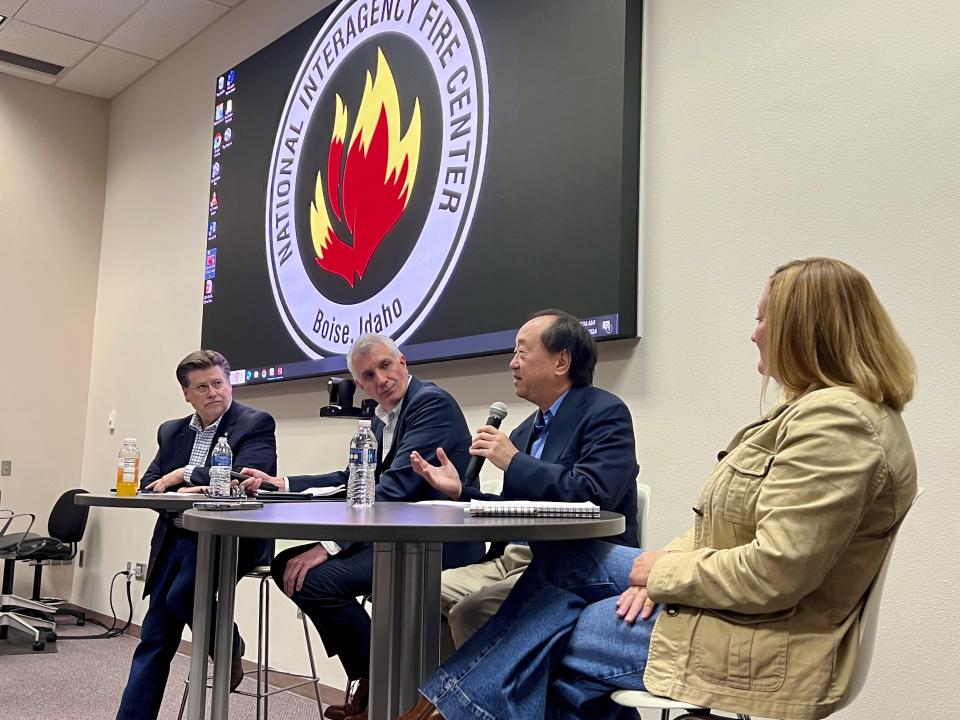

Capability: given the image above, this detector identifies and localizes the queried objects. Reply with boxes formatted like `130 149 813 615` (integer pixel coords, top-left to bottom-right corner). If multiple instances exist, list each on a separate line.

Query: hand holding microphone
465 402 512 483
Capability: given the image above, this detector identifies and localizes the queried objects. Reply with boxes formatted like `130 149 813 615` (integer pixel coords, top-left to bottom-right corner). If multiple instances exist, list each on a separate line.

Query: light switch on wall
1 460 11 476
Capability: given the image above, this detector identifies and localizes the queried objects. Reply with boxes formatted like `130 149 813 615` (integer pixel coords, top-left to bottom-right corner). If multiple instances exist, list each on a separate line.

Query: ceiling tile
15 0 148 43
56 43 155 98
104 0 228 61
0 1 27 17
0 19 93 67
0 57 56 83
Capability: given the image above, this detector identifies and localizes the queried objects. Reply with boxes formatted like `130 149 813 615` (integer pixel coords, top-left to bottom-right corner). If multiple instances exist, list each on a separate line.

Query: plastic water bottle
347 420 377 508
116 438 140 497
209 435 233 497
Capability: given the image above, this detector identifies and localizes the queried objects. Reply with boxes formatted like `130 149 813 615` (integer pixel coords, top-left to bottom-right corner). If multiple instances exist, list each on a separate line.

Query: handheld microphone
464 402 509 484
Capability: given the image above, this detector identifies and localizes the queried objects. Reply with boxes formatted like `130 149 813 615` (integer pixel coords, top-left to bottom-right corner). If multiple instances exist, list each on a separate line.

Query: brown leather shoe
393 694 443 720
325 677 369 720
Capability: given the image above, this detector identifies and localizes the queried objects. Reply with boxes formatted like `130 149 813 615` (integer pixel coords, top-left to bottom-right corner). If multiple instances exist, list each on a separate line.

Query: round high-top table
75 491 231 510
181 502 624 720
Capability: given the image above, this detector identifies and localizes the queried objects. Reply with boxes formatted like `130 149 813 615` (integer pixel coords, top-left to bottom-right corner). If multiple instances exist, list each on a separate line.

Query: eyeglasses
188 379 227 394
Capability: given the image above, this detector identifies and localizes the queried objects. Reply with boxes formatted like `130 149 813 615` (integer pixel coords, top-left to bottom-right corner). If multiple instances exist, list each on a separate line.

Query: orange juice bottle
116 438 140 497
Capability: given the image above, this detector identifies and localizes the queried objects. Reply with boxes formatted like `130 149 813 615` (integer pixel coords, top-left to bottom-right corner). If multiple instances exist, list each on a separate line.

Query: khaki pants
440 543 534 647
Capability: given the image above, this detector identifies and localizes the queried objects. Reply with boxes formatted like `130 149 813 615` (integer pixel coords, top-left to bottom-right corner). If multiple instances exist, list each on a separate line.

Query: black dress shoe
230 639 246 691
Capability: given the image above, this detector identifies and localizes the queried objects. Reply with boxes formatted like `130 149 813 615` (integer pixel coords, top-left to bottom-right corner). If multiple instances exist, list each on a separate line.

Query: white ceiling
0 0 244 99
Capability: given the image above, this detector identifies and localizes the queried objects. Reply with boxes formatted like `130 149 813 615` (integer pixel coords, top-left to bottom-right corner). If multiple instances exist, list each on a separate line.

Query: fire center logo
266 0 488 358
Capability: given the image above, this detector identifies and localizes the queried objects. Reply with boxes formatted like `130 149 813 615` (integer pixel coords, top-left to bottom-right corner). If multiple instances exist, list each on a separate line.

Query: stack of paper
467 500 600 517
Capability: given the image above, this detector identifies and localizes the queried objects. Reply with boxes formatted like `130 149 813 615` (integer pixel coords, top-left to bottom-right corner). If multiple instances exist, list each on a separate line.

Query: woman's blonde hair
763 257 916 411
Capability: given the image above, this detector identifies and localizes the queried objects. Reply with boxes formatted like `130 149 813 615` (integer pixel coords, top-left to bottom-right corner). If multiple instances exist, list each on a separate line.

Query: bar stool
178 566 324 719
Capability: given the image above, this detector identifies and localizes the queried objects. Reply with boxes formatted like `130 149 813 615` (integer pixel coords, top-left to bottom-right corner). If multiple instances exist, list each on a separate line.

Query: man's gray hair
347 334 402 378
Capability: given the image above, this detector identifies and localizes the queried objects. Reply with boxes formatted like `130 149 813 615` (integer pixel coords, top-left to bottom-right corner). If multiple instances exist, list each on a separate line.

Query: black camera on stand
319 377 377 418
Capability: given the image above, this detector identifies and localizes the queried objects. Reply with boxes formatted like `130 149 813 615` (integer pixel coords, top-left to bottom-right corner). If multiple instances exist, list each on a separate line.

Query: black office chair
1 509 55 649
15 489 91 627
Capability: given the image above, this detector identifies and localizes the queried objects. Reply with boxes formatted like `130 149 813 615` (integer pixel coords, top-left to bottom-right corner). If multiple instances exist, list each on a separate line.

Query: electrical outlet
1 460 11 476
133 562 147 581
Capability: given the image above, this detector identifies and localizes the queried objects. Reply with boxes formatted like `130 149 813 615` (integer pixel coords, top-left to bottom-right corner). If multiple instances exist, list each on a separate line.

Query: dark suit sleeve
329 386 471 556
190 411 278 486
287 471 348 493
374 388 471 502
139 424 169 490
501 399 636 507
318 386 482 566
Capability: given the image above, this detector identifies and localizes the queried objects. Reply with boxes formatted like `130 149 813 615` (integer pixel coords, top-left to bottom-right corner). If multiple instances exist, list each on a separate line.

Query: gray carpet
0 628 58 655
1 618 328 720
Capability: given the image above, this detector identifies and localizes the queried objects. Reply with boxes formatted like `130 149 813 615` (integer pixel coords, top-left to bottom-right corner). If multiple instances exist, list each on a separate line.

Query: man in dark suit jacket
411 310 639 649
239 334 483 720
116 350 277 720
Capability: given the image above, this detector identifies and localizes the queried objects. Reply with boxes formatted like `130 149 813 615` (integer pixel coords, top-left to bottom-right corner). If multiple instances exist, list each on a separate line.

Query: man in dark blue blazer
116 350 277 720
240 334 482 720
411 310 639 649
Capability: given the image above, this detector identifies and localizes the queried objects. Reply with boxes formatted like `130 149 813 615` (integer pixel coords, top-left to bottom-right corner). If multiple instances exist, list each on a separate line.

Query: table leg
422 542 442 674
211 535 239 720
187 532 216 720
399 542 442 708
369 542 403 720
368 541 443 720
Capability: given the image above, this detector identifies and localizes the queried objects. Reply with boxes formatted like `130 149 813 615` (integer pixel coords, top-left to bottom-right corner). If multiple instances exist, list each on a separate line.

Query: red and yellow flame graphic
311 49 422 286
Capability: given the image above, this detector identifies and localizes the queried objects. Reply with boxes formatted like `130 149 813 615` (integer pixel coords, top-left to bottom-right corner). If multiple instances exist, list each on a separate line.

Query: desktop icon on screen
211 162 221 183
227 69 236 89
207 220 217 240
213 132 222 153
217 76 225 93
214 103 224 123
223 127 233 147
203 279 214 304
209 192 218 214
246 370 253 381
225 99 233 120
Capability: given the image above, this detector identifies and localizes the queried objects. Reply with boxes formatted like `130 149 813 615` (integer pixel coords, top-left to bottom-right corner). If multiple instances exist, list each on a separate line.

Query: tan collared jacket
644 386 917 720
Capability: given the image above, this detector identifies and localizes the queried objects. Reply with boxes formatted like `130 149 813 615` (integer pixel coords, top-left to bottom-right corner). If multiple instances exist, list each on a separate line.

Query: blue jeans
117 531 244 720
420 540 657 720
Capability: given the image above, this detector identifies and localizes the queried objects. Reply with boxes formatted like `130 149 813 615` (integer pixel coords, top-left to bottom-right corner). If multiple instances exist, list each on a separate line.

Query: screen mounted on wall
202 0 641 386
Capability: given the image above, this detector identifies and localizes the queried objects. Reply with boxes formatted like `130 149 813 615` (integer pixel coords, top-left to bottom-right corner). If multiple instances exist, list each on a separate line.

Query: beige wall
31 0 960 715
0 73 108 599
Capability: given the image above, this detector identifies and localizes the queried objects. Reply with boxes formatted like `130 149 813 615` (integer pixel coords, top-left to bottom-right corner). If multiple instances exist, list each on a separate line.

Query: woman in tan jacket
395 258 917 720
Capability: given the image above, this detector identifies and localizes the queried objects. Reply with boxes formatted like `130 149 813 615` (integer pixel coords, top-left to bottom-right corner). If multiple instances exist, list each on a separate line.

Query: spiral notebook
467 500 600 518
